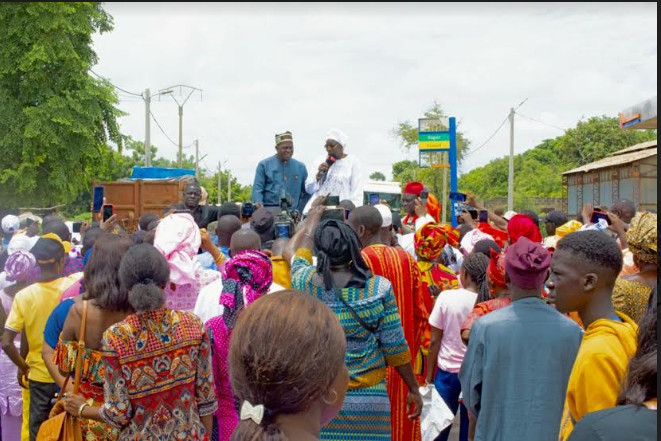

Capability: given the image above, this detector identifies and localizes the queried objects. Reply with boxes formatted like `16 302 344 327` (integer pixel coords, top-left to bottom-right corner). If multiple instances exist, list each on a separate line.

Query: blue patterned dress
291 250 412 440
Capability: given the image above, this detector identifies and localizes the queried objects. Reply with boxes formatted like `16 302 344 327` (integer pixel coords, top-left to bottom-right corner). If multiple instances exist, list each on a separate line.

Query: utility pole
144 88 151 166
195 140 199 177
507 107 515 211
159 85 202 168
227 171 231 202
217 162 222 205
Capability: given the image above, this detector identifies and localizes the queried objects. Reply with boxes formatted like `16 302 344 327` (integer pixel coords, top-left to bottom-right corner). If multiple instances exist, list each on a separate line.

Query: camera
275 193 295 239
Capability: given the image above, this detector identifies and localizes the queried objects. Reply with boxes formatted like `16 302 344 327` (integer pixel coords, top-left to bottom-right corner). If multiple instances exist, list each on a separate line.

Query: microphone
320 155 336 179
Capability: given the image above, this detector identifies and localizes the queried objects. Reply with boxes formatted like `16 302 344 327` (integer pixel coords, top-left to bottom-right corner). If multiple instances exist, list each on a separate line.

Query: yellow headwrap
626 212 657 264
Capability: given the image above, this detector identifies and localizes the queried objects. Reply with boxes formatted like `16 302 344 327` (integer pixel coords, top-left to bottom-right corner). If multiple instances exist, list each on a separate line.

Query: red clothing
460 297 512 331
362 245 427 441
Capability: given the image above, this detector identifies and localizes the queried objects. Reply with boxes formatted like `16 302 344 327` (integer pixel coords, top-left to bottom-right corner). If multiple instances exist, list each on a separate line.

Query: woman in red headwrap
460 249 511 344
413 223 459 381
507 214 543 244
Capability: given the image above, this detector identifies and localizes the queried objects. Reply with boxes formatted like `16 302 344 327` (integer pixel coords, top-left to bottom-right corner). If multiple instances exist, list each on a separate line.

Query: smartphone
92 186 104 212
102 204 114 222
324 196 340 206
369 193 379 205
479 210 489 223
72 221 83 233
420 190 429 206
321 207 347 221
449 191 467 202
590 211 611 225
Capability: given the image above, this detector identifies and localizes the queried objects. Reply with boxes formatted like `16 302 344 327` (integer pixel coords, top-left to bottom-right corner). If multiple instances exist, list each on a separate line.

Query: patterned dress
362 245 427 441
99 308 218 441
291 250 411 441
54 340 119 441
612 278 653 324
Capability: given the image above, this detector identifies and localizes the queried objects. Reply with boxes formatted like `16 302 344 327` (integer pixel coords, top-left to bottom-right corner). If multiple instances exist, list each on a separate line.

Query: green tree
0 3 124 207
369 171 386 181
458 116 657 210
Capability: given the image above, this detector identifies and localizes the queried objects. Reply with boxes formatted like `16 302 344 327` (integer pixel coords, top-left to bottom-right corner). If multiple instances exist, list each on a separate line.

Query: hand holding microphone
316 155 336 181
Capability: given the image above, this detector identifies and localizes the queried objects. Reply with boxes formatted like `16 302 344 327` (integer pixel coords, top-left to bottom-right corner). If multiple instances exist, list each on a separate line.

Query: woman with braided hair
284 206 422 441
425 252 489 441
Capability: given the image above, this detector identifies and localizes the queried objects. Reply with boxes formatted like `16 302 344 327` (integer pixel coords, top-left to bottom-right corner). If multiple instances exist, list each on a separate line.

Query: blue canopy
130 166 196 180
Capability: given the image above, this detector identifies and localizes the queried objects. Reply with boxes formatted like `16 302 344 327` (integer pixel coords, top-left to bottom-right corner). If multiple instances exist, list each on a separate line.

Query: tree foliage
457 116 657 209
369 171 386 181
0 2 124 208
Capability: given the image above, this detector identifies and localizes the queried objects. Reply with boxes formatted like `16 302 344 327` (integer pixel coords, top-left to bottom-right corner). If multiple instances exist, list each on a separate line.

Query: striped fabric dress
291 250 412 440
362 245 427 441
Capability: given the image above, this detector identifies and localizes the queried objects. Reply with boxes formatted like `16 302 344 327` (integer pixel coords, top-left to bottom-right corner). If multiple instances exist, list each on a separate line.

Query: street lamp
158 85 202 168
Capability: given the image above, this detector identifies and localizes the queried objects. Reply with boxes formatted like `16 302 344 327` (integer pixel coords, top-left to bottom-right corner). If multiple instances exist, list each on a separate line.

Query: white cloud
93 2 657 187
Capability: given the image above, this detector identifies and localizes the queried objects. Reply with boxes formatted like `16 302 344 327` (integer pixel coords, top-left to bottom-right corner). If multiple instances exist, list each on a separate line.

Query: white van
363 180 402 211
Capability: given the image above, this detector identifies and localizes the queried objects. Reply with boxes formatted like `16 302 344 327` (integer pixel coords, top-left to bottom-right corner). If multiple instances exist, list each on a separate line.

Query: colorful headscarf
507 214 542 244
415 223 447 261
486 249 507 290
154 212 201 287
626 212 657 264
426 193 441 223
555 220 583 238
439 224 460 248
4 250 37 283
220 250 273 329
460 229 494 256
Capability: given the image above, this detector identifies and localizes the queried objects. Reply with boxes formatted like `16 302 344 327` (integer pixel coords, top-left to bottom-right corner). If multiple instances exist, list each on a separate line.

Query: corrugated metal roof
609 140 657 156
563 146 657 175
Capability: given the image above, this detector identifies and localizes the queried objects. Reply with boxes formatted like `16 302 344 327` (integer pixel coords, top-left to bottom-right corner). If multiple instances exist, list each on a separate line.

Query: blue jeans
433 367 468 441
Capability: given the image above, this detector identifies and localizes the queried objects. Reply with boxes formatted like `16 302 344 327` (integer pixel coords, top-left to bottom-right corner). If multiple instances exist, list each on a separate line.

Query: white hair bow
240 400 265 425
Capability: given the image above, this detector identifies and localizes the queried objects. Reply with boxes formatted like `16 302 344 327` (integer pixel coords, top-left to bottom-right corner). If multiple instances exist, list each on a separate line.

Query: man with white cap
374 203 397 246
303 128 364 214
1 214 20 252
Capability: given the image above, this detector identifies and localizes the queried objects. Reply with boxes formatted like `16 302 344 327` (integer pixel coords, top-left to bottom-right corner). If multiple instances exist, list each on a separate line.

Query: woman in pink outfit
153 212 220 311
204 250 273 441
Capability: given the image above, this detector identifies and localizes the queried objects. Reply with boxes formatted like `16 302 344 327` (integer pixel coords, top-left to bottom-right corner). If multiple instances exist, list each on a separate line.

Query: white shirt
193 276 286 325
303 154 363 214
428 288 478 373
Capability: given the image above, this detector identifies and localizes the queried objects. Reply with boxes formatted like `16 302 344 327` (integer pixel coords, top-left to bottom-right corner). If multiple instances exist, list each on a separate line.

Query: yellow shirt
559 311 638 440
270 256 292 289
5 277 76 383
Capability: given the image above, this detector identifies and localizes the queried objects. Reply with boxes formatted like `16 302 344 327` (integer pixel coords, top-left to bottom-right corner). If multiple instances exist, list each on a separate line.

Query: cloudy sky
92 2 657 187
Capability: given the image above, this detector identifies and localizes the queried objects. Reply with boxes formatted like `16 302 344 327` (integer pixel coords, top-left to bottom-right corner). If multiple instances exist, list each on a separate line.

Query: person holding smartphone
303 129 364 215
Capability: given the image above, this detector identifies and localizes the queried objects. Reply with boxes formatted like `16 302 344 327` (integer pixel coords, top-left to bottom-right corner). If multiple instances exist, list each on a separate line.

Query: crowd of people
0 129 657 441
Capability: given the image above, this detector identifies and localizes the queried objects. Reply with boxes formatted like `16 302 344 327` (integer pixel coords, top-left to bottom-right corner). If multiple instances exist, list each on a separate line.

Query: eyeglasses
325 141 341 149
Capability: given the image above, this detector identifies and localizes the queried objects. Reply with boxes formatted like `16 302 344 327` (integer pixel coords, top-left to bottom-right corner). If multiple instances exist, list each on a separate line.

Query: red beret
403 181 424 196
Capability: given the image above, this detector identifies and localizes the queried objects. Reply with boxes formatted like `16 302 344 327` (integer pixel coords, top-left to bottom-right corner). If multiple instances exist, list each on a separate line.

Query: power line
464 114 510 157
149 110 179 148
89 69 143 97
515 112 566 132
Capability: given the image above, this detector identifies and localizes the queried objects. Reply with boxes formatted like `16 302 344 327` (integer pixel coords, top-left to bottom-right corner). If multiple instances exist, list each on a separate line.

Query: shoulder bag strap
332 288 379 334
72 300 88 394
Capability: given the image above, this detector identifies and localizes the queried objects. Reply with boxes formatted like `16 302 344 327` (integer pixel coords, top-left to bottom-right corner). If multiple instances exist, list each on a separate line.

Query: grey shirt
459 297 583 441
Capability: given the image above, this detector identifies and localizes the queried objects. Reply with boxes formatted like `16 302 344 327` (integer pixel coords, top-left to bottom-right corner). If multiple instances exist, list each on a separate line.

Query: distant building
562 140 657 217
